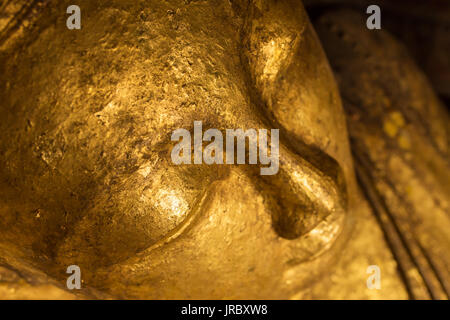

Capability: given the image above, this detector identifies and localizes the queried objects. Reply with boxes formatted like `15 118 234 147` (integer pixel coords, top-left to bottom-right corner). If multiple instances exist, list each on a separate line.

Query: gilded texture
0 0 447 299
315 9 450 299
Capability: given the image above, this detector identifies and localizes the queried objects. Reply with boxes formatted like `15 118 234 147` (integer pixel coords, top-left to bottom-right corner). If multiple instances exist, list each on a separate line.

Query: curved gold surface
0 0 447 299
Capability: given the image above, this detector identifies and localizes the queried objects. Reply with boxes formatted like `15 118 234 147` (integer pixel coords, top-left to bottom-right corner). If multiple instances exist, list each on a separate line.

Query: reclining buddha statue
0 0 448 299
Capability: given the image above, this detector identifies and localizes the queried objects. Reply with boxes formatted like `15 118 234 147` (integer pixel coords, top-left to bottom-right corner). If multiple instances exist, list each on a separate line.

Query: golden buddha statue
0 0 448 299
